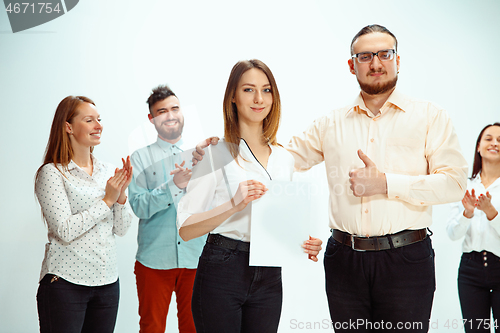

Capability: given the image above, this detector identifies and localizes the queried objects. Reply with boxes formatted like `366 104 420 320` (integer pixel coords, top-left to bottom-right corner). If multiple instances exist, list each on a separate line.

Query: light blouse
447 174 500 256
177 138 295 242
35 156 132 286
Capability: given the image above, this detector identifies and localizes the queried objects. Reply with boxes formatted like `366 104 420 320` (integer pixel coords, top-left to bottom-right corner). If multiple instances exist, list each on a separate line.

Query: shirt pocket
141 161 164 189
384 138 426 175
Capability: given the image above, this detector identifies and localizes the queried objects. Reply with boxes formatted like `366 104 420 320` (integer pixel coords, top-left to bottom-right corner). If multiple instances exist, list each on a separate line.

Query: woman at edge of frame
447 122 500 333
176 59 323 332
34 95 133 333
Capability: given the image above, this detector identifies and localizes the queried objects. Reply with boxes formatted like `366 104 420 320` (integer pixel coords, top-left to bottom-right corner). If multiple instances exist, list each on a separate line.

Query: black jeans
191 242 283 333
458 251 500 333
37 274 119 333
324 236 435 332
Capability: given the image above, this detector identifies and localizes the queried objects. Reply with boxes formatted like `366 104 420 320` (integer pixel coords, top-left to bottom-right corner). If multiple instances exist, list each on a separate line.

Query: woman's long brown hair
34 96 95 187
222 59 281 160
471 122 500 179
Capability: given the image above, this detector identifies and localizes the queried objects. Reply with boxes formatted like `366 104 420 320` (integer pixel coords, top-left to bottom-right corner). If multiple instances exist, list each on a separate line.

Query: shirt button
420 202 424 205
365 209 369 214
168 204 171 206
483 251 487 255
178 242 180 245
370 138 374 142
484 256 487 261
395 196 399 199
484 262 488 267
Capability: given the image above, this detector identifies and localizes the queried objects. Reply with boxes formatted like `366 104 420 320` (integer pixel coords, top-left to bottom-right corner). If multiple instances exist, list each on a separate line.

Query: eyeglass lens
357 50 394 63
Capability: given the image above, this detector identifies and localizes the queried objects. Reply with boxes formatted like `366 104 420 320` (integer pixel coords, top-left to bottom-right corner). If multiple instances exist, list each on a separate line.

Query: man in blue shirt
129 85 205 333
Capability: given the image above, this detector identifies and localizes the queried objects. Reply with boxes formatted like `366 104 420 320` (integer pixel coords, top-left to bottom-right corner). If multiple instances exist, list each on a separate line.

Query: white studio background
1 0 499 332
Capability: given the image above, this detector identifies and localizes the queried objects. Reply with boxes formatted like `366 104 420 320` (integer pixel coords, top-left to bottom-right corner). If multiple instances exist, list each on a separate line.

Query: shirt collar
156 136 184 151
476 172 500 189
67 154 102 173
344 88 408 117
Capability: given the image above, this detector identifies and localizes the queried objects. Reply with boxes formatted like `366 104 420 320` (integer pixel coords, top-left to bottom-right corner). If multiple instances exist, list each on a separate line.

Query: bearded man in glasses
287 24 468 332
193 24 468 332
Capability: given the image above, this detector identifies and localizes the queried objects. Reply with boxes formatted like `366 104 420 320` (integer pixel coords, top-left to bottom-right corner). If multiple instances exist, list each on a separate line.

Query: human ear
148 113 154 124
65 122 72 134
348 59 355 75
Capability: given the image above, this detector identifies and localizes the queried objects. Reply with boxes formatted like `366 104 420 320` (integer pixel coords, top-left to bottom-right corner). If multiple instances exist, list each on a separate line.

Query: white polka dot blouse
35 156 132 286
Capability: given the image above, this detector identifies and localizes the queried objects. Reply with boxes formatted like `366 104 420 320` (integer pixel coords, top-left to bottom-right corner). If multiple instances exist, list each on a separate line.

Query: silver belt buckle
351 234 366 252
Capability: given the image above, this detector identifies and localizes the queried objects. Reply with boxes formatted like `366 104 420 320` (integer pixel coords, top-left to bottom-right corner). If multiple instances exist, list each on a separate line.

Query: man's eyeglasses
352 49 396 63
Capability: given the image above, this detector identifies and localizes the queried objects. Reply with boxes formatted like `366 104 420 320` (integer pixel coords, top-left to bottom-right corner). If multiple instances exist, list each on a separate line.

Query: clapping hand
462 189 477 218
117 156 133 204
476 191 498 220
102 156 133 207
170 161 192 189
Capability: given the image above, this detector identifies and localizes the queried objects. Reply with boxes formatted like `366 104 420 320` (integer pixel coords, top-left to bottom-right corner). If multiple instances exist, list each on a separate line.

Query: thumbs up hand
348 150 387 197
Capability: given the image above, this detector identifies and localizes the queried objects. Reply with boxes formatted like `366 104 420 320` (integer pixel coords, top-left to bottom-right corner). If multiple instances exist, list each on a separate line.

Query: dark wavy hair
471 122 500 179
146 85 176 115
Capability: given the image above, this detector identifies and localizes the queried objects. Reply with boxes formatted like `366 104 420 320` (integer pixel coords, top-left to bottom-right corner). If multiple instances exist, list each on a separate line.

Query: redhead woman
34 96 133 333
447 123 500 333
177 59 322 332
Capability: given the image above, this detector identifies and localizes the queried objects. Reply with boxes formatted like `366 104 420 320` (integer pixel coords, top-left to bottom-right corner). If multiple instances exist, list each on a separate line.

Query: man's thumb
358 149 375 167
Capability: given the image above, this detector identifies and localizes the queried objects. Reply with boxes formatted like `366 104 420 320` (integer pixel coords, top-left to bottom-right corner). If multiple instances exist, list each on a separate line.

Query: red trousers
134 261 197 333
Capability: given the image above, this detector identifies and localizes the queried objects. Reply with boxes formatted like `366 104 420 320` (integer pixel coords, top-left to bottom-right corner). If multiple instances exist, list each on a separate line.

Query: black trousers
37 274 119 333
191 242 283 333
324 236 435 332
458 251 500 333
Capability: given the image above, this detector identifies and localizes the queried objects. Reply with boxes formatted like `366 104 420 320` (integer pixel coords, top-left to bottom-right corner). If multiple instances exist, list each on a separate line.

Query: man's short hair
350 24 398 55
146 85 176 115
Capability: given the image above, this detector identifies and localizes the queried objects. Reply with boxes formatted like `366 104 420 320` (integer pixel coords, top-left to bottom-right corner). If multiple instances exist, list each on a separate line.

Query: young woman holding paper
177 59 322 332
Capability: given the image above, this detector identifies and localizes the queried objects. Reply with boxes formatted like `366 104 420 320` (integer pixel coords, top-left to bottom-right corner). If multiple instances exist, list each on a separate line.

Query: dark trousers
37 274 119 333
191 242 283 333
458 251 500 333
324 236 435 332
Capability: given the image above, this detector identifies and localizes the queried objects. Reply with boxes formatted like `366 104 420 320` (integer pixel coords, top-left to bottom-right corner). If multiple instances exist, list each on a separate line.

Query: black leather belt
332 229 428 251
207 233 250 252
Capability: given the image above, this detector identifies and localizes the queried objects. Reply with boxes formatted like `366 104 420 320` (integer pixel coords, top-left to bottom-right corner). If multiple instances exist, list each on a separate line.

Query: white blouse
35 156 132 286
447 174 500 257
177 138 295 242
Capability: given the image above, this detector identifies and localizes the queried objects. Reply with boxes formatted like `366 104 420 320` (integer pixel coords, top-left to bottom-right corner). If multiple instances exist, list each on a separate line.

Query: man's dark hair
146 85 176 115
350 24 398 55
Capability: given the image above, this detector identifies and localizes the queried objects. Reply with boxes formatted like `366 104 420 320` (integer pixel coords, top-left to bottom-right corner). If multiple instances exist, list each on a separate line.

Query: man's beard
358 74 398 95
156 119 184 141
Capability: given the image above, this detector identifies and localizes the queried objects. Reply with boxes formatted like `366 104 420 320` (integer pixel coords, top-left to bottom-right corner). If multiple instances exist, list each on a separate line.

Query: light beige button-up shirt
287 89 468 237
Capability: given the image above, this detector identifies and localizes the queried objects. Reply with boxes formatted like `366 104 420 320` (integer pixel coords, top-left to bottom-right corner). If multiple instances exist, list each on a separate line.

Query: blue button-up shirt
129 136 206 269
